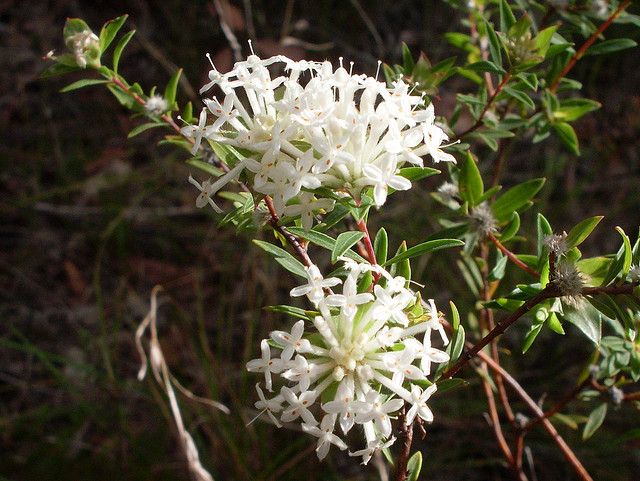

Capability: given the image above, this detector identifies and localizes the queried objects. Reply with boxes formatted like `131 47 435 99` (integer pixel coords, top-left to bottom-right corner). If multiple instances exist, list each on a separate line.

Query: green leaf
436 378 467 394
389 242 411 281
331 232 366 264
374 228 388 265
40 61 83 79
99 15 128 52
483 20 502 68
584 38 637 57
616 226 633 281
562 299 602 345
565 216 603 249
499 0 516 32
535 25 559 59
382 239 464 267
449 325 465 364
522 319 544 353
59 78 110 92
106 83 135 109
487 253 508 282
500 211 520 243
186 159 224 177
582 403 607 440
602 227 633 285
537 213 553 258
263 305 312 320
552 121 579 155
458 153 483 206
128 122 168 138
253 240 306 278
287 227 367 263
112 29 136 74
503 87 535 109
210 142 247 167
399 166 440 182
402 43 415 76
310 204 346 232
555 98 601 122
406 451 422 481
164 68 182 106
465 61 506 75
491 178 545 222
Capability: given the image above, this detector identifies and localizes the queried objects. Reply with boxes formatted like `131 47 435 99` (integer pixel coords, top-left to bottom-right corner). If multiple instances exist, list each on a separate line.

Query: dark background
2 1 640 479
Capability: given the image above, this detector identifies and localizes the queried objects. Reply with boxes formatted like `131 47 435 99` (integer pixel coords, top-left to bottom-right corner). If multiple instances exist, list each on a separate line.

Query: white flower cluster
246 259 450 463
182 52 456 229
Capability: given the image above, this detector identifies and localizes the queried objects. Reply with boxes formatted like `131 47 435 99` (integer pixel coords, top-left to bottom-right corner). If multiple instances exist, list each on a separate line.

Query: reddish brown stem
110 76 188 140
263 196 313 268
443 282 637 379
393 412 414 481
457 73 512 139
523 376 591 433
442 285 561 379
488 232 540 278
549 2 631 92
477 350 594 481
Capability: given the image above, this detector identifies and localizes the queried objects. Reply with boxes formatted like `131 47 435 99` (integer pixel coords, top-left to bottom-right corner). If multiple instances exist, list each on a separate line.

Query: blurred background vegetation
2 0 640 480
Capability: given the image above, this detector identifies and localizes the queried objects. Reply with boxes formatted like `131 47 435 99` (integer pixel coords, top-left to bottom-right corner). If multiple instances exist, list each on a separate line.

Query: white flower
187 161 247 213
290 264 341 306
188 52 455 230
349 436 396 465
405 384 437 424
270 320 311 361
246 339 284 391
253 383 283 427
354 390 404 438
280 387 318 425
247 261 445 460
302 414 348 460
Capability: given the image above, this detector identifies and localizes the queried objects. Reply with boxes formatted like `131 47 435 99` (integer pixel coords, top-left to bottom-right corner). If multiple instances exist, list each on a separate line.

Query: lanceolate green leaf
382 239 464 266
164 68 183 106
331 231 366 264
60 78 110 92
374 227 388 265
406 451 423 481
112 29 136 74
263 305 312 320
565 216 603 249
583 38 637 57
491 178 545 222
253 240 306 278
458 153 483 206
552 121 579 154
99 15 128 52
287 227 367 263
562 299 602 345
127 122 168 138
583 403 607 440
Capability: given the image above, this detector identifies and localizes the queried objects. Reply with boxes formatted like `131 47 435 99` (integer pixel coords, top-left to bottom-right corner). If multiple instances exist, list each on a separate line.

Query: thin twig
264 196 313 267
457 73 512 139
442 285 561 379
477 350 594 481
549 2 631 92
488 232 540 278
213 0 244 62
392 411 414 481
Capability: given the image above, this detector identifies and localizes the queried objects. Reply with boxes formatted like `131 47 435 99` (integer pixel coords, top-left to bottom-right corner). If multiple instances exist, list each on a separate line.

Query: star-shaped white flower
405 383 437 425
302 414 347 460
246 339 284 391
